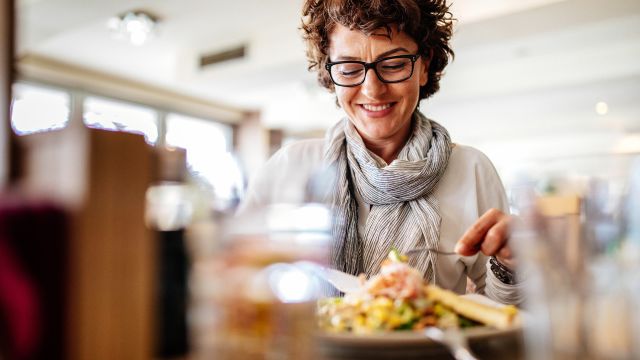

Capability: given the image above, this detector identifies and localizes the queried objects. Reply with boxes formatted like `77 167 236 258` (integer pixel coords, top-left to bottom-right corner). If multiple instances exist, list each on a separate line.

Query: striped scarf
323 112 452 281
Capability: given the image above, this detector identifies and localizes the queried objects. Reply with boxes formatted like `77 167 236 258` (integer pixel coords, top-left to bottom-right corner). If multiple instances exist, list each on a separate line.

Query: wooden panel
235 112 268 181
536 195 583 274
67 129 155 360
20 128 156 360
536 195 581 216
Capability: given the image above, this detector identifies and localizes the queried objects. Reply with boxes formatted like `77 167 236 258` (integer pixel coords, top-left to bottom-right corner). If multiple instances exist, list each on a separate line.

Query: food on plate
317 250 518 333
425 284 517 330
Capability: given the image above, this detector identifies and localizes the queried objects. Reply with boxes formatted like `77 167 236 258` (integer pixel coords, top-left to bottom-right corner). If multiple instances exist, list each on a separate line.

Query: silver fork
405 246 459 256
424 327 479 360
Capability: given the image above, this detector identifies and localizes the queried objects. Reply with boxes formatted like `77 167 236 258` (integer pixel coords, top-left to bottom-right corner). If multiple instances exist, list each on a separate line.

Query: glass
83 96 158 144
325 54 420 87
188 204 332 360
509 166 640 360
11 83 70 135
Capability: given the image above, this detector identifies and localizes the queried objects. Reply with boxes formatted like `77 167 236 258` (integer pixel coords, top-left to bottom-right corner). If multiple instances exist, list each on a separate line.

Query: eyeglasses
325 54 420 87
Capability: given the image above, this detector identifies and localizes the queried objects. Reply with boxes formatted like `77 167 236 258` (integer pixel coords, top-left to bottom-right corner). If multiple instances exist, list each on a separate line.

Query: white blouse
240 139 523 305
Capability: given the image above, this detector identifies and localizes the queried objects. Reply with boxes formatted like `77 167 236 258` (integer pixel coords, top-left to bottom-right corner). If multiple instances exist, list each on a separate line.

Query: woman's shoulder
444 143 503 187
255 138 326 184
448 144 498 173
260 139 323 170
450 144 492 164
239 138 325 211
273 138 325 163
437 143 509 213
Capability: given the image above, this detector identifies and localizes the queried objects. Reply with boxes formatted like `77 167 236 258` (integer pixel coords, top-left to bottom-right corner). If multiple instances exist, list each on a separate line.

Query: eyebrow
333 47 412 61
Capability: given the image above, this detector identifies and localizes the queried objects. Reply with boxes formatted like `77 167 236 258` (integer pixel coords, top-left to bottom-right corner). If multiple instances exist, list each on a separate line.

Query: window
83 96 158 144
11 83 70 135
165 113 243 207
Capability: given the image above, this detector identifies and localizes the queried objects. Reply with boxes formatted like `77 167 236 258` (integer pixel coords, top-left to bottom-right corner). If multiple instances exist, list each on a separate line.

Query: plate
316 326 524 360
315 295 525 360
317 325 522 346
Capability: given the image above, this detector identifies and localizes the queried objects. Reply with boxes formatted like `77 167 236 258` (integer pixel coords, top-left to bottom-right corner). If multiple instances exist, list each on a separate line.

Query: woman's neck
361 125 412 164
364 140 403 164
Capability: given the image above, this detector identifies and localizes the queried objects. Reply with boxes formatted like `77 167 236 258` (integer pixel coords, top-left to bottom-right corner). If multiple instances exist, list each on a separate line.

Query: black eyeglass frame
325 54 421 87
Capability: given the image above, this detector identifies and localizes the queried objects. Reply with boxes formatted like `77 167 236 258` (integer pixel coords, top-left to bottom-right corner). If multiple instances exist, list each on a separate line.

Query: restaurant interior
1 0 639 359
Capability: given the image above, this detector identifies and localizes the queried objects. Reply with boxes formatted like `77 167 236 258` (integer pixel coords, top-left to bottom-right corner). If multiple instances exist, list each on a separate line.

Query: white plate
317 326 523 360
316 294 525 359
317 325 521 346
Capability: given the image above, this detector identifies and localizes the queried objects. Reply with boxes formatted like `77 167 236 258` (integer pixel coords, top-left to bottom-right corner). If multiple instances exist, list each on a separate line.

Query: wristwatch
489 256 516 285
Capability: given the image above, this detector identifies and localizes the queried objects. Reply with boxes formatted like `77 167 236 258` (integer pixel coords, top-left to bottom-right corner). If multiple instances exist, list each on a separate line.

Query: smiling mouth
360 102 396 112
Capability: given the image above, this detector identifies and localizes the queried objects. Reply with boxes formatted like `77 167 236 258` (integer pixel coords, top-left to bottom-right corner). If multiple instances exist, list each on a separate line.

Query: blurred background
4 0 639 201
1 0 640 359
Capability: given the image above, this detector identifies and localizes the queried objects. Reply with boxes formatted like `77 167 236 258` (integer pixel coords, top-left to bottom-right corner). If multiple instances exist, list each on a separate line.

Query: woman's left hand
454 208 516 269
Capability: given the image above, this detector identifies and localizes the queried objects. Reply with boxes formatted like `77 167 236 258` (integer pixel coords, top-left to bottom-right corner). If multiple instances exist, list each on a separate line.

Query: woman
241 0 521 305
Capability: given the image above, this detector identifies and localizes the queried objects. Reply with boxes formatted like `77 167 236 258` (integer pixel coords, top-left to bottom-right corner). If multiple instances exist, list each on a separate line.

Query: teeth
362 103 392 112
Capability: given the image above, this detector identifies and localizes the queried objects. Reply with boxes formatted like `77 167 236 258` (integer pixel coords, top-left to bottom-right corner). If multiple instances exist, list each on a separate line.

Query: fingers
455 208 505 256
495 249 516 269
496 245 512 259
480 216 510 255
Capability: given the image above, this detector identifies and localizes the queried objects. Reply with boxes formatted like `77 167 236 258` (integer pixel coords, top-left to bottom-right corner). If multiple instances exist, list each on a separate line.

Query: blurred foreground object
0 0 12 187
146 146 190 358
0 200 68 360
510 163 640 360
18 127 155 360
189 204 331 360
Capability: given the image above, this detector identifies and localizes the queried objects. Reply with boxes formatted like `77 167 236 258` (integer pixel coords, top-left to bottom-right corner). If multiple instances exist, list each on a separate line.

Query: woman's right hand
454 208 516 269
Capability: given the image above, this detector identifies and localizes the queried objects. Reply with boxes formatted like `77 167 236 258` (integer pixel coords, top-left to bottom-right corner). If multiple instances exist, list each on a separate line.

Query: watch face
490 257 515 285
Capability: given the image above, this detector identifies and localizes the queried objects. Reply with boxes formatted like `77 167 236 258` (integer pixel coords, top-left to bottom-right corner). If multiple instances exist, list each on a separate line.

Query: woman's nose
360 68 387 98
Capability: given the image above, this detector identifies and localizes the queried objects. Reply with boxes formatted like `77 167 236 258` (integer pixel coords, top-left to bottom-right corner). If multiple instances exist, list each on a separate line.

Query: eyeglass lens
330 57 415 86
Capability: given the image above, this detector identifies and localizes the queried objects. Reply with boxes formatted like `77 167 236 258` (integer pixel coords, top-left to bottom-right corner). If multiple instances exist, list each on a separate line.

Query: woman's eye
381 62 407 71
339 68 363 77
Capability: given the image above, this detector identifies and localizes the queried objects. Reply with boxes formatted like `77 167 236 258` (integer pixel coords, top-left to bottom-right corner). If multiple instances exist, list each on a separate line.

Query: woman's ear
419 48 433 87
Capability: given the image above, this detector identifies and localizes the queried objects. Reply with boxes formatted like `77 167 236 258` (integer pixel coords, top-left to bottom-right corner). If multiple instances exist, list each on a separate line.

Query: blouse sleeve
465 151 525 305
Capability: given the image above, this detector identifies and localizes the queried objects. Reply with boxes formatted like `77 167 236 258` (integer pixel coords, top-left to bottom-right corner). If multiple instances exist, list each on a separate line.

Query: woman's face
328 24 429 146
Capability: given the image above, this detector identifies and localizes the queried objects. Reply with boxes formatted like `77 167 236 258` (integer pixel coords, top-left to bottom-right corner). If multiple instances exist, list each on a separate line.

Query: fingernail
454 242 464 253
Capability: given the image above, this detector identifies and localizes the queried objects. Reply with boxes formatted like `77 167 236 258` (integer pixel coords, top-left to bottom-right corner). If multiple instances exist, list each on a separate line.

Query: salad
317 250 518 333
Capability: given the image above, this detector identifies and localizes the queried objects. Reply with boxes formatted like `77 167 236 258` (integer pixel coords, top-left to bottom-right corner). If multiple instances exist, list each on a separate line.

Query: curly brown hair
301 0 455 100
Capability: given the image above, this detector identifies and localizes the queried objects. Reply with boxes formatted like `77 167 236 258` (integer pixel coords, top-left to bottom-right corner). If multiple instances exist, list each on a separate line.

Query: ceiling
15 0 640 182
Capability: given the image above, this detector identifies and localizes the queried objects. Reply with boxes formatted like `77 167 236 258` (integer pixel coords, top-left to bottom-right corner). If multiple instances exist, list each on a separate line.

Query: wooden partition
21 127 156 360
536 195 583 274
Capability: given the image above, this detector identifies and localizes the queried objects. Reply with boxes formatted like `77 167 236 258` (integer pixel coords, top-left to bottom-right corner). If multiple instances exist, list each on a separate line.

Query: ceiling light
107 10 159 46
595 101 609 116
